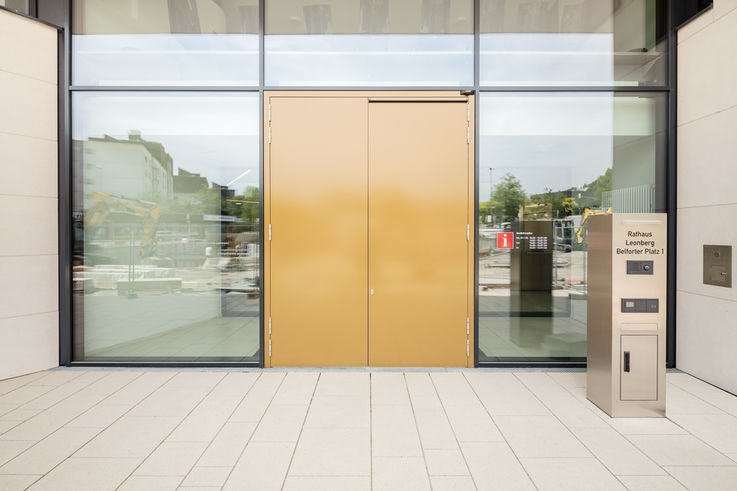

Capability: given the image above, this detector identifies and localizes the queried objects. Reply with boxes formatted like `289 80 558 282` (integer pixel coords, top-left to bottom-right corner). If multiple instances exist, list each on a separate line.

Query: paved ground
0 369 736 490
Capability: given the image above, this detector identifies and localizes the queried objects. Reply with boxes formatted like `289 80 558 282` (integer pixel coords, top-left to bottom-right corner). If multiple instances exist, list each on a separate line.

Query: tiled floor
0 369 736 490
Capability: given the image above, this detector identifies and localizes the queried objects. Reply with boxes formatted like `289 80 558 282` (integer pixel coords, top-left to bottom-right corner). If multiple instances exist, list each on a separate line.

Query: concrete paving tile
569 426 665 476
75 416 181 458
283 476 370 491
313 373 369 399
442 403 504 443
605 417 687 435
101 372 176 407
164 373 225 390
289 428 370 476
628 434 736 466
28 371 85 387
135 442 208 477
404 373 438 400
0 427 99 475
371 373 410 406
27 457 140 491
617 475 687 490
196 421 256 467
304 395 369 430
0 405 16 419
668 413 737 453
19 372 106 411
0 386 53 406
181 467 231 487
423 448 468 476
128 387 212 418
66 404 129 429
0 474 40 491
548 371 587 389
0 441 34 467
251 404 308 442
664 466 737 491
728 453 737 463
460 441 535 491
467 373 550 416
0 408 40 424
271 373 319 405
430 476 476 491
432 373 480 407
229 373 284 422
372 456 430 491
667 373 737 417
167 398 242 443
223 441 294 491
516 373 608 428
0 372 46 396
411 402 459 450
521 457 626 491
372 404 422 457
666 384 724 415
0 422 17 435
118 475 183 491
494 415 591 458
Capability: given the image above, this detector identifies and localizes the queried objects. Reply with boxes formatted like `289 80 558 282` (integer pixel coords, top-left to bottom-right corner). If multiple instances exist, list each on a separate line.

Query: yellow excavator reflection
85 190 162 257
575 207 612 244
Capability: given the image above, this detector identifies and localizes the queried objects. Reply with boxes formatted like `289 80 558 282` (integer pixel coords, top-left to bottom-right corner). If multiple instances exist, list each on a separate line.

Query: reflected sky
480 33 664 86
479 93 657 198
265 34 473 86
72 93 260 194
73 34 259 86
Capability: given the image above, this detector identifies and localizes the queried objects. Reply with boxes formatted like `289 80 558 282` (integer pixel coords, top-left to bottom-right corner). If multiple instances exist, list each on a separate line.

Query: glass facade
72 93 260 362
72 0 259 86
68 0 671 365
477 92 666 362
0 0 29 15
265 0 474 86
479 0 667 86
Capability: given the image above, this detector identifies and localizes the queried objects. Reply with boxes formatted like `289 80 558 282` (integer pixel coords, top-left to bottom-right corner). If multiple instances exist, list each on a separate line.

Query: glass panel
479 0 667 87
0 0 30 15
72 92 260 362
72 0 259 86
477 92 666 362
265 0 473 86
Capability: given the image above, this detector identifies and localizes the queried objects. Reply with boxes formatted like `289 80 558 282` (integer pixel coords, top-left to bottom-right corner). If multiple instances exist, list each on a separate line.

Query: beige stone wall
0 9 59 379
677 0 737 394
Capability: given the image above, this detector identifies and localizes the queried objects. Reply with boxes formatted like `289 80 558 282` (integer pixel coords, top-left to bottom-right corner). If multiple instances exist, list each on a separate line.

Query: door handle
623 351 631 372
370 289 374 296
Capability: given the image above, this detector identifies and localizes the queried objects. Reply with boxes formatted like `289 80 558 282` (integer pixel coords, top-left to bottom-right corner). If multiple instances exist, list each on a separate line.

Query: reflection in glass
265 0 473 86
0 0 29 15
478 92 666 362
72 92 260 362
265 34 473 86
479 0 667 86
72 0 259 86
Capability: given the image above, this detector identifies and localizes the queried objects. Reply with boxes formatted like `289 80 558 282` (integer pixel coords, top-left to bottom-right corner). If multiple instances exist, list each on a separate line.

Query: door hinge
466 317 470 335
466 224 470 241
466 339 470 357
466 126 470 144
268 126 271 144
268 223 272 241
467 103 470 122
268 103 271 122
268 317 272 335
268 339 272 357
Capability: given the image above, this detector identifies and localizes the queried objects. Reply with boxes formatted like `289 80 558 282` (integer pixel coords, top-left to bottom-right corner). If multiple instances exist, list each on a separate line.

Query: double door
265 92 474 367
